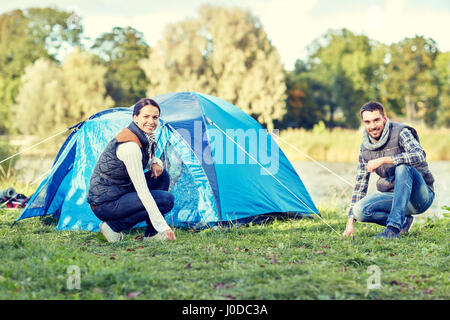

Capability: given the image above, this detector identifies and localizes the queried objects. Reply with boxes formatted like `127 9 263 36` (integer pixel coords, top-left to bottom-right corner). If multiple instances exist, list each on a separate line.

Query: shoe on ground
143 232 167 242
375 227 401 239
401 215 415 234
99 222 123 243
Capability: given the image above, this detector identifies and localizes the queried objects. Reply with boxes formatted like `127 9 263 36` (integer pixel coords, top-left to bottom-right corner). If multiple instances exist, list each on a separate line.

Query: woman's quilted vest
87 122 152 206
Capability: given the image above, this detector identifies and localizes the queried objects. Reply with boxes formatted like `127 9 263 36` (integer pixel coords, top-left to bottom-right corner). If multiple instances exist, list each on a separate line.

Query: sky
2 0 449 70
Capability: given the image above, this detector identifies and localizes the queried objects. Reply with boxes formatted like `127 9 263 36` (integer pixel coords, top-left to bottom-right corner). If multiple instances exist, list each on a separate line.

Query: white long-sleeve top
116 141 170 234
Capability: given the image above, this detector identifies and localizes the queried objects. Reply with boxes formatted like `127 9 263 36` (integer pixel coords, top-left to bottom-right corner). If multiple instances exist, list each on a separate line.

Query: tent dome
16 92 318 231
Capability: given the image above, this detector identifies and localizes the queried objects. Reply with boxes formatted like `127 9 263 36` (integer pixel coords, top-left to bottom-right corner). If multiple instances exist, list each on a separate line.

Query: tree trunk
405 95 416 121
329 103 335 128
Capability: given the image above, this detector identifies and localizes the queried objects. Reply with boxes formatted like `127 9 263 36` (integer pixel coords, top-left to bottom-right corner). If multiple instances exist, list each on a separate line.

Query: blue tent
16 92 318 231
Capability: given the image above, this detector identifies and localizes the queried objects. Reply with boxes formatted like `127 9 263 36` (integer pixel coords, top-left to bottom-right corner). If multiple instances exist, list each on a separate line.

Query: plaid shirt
348 128 426 217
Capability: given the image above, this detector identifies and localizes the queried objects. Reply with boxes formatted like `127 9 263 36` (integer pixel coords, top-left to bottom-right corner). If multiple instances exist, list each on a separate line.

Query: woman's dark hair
133 98 160 116
360 101 385 118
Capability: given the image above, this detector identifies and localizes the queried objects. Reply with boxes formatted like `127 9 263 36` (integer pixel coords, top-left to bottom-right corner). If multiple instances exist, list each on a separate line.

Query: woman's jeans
92 169 174 237
353 165 434 230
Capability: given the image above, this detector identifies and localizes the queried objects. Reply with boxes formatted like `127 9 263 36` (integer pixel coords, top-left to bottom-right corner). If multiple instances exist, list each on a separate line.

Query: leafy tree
283 60 328 129
0 10 43 134
380 36 439 124
0 7 82 134
306 29 384 128
25 7 83 58
91 26 149 107
434 51 450 127
14 48 113 136
13 58 66 136
62 47 114 124
139 5 286 129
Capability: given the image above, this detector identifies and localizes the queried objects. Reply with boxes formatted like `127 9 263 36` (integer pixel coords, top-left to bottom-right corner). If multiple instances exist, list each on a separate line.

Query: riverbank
291 161 449 220
7 158 449 222
3 125 450 162
279 125 450 162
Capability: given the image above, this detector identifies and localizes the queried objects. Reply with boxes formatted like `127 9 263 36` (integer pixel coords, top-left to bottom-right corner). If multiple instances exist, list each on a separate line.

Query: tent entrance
158 126 219 229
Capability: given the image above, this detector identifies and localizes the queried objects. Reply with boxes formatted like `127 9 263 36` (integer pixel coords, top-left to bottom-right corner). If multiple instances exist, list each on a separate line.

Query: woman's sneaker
143 232 167 241
401 215 415 234
99 222 123 243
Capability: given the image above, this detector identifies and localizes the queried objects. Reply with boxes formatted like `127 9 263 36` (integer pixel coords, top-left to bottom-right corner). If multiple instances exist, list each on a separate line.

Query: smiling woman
132 98 161 134
86 98 176 243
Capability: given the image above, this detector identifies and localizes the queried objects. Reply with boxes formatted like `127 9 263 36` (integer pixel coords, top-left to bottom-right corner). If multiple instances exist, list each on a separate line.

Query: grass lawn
0 208 448 300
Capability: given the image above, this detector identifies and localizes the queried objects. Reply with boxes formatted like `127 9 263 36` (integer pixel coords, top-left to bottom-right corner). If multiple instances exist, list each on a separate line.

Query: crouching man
343 102 435 239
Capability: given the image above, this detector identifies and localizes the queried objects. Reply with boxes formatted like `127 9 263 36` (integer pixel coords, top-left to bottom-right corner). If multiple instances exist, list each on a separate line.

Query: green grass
1 208 449 300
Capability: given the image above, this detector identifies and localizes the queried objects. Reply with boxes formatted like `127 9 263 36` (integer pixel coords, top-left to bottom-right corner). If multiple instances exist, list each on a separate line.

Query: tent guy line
1 124 355 193
270 132 355 188
0 127 71 166
7 92 342 234
209 119 341 236
2 121 342 235
30 168 53 186
2 122 345 236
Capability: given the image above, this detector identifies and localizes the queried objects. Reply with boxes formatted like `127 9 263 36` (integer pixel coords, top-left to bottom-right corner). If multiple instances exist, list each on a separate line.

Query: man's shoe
99 222 123 243
401 215 415 234
143 232 167 241
375 227 401 239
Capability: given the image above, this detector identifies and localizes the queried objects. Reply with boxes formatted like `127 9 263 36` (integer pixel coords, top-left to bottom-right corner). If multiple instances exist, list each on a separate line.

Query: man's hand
366 156 393 173
343 217 355 237
163 229 176 240
151 163 163 178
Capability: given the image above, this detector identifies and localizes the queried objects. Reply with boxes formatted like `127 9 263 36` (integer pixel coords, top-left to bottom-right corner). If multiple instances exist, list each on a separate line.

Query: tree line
0 5 448 137
285 29 449 129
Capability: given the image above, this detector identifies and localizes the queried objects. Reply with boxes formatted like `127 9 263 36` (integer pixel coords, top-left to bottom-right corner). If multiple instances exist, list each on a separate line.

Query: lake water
292 161 449 220
13 156 449 219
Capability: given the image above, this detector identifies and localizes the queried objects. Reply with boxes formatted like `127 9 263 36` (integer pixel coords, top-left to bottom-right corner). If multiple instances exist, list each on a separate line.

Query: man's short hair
360 101 385 118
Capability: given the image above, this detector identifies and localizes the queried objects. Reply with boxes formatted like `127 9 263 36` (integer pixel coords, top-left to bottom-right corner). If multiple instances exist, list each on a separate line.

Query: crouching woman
87 98 176 242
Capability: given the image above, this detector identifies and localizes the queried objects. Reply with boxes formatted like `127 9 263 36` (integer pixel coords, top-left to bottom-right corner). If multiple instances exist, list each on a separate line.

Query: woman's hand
164 229 176 241
151 163 163 178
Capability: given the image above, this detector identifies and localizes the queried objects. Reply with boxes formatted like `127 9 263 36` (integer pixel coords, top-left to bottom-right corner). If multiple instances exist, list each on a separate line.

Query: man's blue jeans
92 169 174 237
353 165 434 230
